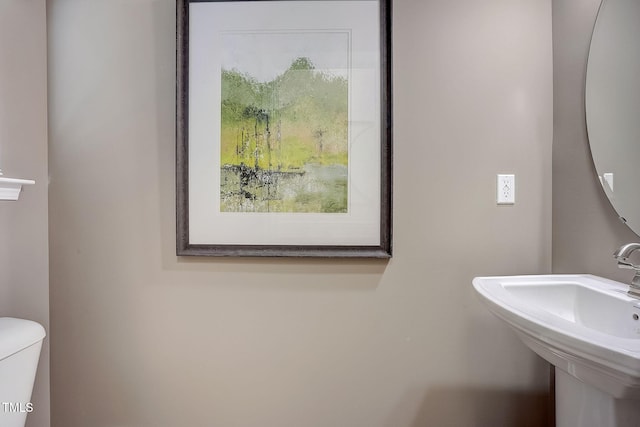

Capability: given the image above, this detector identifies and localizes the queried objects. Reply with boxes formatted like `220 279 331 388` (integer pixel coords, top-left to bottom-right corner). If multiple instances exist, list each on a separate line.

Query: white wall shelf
0 177 35 201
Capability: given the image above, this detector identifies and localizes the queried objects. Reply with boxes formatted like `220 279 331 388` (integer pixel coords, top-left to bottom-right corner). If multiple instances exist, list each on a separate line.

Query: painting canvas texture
220 31 350 213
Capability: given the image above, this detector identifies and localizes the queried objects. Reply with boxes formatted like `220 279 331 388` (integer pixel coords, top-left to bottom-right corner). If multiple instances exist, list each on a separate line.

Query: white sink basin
473 274 640 399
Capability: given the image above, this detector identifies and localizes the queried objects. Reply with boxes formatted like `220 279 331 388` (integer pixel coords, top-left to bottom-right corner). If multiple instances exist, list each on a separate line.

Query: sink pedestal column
556 368 640 427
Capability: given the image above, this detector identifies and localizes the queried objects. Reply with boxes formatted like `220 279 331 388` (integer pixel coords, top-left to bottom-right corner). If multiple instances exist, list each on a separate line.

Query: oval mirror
586 0 640 235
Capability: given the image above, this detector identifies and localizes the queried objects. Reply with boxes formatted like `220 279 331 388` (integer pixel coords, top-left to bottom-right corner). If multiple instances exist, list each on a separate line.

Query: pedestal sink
473 274 640 427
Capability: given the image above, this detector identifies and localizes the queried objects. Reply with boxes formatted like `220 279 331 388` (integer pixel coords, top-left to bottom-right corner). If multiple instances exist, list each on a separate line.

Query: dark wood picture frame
176 0 392 257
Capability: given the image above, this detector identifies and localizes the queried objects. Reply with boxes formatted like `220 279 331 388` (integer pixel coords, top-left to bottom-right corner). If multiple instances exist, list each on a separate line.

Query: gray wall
0 2 50 427
552 0 639 277
48 0 553 426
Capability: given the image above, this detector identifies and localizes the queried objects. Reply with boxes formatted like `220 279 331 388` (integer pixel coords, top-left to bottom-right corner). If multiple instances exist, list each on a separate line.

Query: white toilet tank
0 318 45 427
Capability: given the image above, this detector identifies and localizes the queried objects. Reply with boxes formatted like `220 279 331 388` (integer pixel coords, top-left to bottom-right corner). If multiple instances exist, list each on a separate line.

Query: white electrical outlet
603 172 614 191
497 174 515 205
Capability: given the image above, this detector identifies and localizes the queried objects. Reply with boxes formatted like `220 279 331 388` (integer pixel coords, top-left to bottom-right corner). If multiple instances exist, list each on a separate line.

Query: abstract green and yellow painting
220 31 349 213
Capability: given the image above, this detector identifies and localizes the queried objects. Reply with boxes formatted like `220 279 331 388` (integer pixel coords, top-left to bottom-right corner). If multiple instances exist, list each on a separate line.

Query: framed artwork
176 0 392 257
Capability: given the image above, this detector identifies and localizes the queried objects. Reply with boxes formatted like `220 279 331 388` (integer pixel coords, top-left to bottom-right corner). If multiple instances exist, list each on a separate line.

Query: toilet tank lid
0 318 46 361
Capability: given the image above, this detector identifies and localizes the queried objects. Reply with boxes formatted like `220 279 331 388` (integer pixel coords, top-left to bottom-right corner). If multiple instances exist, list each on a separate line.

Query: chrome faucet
614 243 640 298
